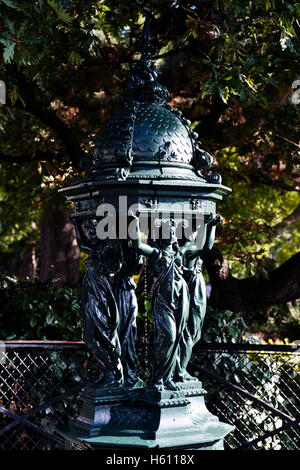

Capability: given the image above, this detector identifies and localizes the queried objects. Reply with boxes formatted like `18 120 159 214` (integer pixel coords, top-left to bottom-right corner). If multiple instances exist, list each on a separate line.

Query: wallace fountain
59 15 233 450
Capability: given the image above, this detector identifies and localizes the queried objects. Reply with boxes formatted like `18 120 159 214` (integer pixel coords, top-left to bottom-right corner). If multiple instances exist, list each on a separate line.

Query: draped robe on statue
82 255 123 384
151 249 190 385
113 273 140 386
176 258 206 379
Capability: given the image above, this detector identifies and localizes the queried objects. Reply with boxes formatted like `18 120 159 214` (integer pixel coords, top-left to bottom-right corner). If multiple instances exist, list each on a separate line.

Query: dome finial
142 11 152 48
138 11 154 59
142 11 152 41
123 12 170 105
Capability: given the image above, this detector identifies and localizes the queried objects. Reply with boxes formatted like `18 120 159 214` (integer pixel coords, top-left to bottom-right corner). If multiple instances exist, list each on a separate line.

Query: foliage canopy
0 0 299 338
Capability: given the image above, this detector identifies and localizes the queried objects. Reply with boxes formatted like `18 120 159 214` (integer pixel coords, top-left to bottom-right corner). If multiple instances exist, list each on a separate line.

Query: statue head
160 219 178 249
82 219 98 247
97 239 123 274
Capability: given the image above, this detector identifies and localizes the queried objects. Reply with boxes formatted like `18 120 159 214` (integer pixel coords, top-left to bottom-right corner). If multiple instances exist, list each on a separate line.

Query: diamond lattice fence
0 342 299 450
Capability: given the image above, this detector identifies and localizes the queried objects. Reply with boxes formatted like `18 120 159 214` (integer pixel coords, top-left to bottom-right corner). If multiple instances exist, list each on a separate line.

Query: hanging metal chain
143 260 150 371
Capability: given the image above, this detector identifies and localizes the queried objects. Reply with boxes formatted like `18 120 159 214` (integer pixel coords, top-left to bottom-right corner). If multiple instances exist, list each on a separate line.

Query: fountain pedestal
60 382 233 450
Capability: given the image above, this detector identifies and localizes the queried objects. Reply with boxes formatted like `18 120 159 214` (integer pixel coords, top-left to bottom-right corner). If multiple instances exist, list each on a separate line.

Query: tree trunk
203 248 300 323
6 244 38 280
39 208 80 284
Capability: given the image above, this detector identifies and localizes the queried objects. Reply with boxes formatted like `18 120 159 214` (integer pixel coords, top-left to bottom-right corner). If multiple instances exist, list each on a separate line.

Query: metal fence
0 341 299 450
190 343 300 450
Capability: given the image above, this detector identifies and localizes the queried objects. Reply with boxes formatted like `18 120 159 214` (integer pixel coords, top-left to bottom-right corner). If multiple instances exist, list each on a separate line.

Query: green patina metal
59 13 233 450
62 381 232 450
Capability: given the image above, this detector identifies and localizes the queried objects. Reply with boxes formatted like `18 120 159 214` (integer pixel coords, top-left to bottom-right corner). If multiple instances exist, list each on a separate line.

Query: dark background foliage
0 0 299 341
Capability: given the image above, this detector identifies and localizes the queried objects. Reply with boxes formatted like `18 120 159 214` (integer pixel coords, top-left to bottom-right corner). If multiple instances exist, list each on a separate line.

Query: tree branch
271 203 300 236
246 171 300 192
7 68 85 167
0 150 58 164
203 248 300 322
194 96 228 142
222 166 300 192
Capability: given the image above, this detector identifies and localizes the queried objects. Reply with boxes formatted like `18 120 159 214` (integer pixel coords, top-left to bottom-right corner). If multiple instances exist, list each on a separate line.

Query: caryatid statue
130 213 218 390
113 240 144 388
175 214 222 382
74 220 142 388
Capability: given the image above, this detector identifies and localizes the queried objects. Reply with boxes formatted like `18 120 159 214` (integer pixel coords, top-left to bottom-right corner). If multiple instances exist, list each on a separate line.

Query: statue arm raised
129 213 158 257
182 214 222 260
202 214 222 253
73 221 93 254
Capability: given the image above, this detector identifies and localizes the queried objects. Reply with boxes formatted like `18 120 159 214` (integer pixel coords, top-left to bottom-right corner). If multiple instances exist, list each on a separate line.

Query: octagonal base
59 382 233 450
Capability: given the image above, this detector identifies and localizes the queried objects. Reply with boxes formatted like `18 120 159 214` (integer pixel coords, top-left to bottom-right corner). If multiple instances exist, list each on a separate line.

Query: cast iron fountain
59 15 233 450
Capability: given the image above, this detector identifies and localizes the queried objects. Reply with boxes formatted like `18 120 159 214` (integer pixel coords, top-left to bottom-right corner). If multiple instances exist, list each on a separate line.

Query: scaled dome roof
79 16 219 185
94 102 194 166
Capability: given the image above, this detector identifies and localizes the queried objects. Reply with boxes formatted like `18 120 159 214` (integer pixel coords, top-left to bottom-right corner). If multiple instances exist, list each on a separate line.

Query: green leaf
47 0 73 25
99 4 111 12
1 0 20 9
280 36 295 53
29 317 37 328
68 51 82 65
53 365 62 377
3 41 15 63
218 86 229 104
4 17 15 32
46 312 54 325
